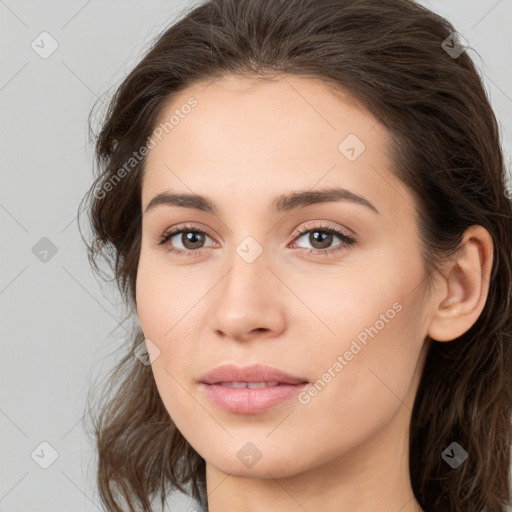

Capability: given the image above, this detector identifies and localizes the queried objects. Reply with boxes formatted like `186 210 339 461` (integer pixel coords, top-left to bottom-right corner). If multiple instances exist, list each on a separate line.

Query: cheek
136 261 166 338
135 253 205 386
293 249 428 404
135 250 195 339
135 257 198 425
291 252 423 347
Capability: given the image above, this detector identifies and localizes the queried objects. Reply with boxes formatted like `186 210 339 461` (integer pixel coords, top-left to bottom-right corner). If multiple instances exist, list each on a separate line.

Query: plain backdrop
1 1 511 511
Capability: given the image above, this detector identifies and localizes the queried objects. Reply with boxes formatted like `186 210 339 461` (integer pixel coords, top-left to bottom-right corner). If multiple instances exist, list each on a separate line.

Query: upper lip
199 363 309 385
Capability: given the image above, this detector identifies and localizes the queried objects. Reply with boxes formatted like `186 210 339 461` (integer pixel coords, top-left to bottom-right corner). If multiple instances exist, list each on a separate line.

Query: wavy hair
79 0 512 510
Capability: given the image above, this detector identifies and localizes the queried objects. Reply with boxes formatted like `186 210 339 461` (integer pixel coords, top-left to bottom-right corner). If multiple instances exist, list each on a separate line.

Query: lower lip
199 382 309 414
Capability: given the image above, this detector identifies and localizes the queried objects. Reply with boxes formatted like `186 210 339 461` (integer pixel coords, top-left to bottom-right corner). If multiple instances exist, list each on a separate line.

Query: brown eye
158 225 215 254
308 230 333 250
292 224 356 256
180 231 206 250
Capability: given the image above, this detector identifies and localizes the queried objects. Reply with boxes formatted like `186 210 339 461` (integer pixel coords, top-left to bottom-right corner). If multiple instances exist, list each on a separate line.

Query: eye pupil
310 230 333 249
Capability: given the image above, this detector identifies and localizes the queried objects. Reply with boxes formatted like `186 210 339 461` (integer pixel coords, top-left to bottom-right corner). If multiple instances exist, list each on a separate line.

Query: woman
80 0 512 511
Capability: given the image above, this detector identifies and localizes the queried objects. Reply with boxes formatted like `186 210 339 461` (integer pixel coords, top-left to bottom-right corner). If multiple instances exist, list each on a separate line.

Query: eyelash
156 223 357 258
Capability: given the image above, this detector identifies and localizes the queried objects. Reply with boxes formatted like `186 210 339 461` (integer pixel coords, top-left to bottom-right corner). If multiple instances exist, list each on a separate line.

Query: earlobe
427 225 493 342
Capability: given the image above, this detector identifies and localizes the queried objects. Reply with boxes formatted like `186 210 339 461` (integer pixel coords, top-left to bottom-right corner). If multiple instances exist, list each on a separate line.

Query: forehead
148 74 382 160
140 74 406 218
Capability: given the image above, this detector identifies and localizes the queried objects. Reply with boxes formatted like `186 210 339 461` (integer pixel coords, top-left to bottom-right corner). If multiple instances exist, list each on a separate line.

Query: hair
79 0 512 511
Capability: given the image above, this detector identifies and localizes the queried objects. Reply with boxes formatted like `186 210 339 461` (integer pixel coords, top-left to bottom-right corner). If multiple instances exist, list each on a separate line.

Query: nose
209 245 286 343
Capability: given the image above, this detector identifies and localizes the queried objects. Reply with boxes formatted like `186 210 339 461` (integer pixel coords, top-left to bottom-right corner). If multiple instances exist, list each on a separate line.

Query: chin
204 444 309 479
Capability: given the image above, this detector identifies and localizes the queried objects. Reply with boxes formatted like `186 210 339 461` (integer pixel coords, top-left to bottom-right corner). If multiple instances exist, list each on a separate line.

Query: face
136 75 434 479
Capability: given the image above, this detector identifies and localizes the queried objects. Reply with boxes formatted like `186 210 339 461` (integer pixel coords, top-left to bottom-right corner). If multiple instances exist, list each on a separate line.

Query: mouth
198 364 309 415
215 381 282 388
199 381 309 414
199 363 308 386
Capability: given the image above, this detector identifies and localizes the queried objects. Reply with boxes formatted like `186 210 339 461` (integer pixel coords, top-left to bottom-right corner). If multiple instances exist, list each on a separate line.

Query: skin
135 75 493 512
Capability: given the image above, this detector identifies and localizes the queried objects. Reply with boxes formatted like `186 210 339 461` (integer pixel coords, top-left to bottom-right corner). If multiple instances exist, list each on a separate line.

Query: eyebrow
144 187 379 215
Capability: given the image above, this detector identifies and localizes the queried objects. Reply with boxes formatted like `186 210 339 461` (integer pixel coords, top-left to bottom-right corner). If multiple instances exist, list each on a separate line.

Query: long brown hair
79 0 512 510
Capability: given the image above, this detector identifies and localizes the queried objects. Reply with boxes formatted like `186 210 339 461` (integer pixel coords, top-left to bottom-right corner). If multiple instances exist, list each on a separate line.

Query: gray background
1 1 511 511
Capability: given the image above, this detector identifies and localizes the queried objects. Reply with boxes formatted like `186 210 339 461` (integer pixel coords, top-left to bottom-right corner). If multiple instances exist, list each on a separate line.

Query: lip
198 363 309 415
199 363 308 385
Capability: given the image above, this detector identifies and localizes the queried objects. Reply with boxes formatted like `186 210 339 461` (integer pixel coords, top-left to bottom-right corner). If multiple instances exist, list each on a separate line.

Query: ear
427 225 494 342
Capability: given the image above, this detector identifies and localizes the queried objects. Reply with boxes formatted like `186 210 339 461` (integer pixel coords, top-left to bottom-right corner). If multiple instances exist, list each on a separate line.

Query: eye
291 223 356 256
157 224 216 257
